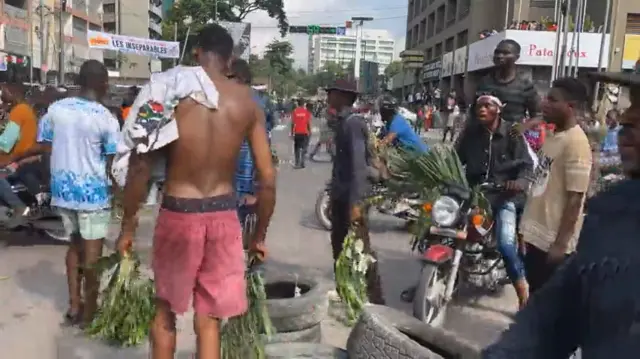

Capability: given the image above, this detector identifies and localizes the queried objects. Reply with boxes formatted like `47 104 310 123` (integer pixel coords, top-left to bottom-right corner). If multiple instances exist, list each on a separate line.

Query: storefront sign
466 30 629 72
87 30 180 59
421 59 441 81
441 52 453 77
623 34 640 69
453 46 467 74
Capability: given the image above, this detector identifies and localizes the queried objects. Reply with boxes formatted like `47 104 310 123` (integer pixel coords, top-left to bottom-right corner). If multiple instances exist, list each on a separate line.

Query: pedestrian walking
327 79 385 305
37 60 120 326
115 24 276 359
291 99 312 168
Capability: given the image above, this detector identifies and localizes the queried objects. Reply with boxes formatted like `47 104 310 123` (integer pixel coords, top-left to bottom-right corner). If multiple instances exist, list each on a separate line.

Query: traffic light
288 25 346 35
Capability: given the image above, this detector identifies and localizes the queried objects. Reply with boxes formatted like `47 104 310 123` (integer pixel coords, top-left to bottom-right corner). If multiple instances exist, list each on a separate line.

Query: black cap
325 78 358 94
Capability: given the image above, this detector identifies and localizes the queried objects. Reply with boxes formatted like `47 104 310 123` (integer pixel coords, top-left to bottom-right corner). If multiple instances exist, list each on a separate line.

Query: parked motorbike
410 181 508 326
315 182 422 231
0 172 69 244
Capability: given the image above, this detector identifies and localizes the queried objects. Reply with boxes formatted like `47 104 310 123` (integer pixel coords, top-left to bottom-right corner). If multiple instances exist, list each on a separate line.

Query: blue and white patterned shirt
37 97 120 211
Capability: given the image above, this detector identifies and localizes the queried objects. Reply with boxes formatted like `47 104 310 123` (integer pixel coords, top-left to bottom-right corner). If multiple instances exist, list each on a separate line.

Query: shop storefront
439 46 466 95
421 58 442 90
462 30 637 96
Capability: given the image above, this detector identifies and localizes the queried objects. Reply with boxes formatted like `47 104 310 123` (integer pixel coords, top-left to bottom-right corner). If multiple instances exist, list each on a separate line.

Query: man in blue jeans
229 59 272 244
455 94 534 309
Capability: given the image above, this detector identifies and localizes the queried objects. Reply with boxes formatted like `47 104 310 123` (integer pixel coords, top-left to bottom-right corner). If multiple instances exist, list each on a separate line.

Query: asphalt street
0 126 516 358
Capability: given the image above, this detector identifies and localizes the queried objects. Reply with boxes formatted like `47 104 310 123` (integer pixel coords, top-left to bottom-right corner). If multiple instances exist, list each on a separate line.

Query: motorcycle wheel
315 189 332 231
413 263 447 327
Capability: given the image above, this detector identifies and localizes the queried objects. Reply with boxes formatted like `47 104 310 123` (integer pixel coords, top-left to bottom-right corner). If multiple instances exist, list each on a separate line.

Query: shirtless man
116 24 276 359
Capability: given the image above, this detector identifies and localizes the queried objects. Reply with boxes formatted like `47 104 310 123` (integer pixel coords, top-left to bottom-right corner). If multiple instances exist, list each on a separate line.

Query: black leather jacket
483 179 640 358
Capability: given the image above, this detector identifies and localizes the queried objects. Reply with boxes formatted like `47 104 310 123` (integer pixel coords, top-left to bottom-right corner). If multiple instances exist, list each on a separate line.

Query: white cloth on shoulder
111 66 220 187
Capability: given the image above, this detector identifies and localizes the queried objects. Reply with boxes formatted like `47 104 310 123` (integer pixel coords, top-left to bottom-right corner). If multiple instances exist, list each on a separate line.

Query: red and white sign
467 30 624 72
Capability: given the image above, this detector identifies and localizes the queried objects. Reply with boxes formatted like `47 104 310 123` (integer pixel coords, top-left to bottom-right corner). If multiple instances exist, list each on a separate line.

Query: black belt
161 194 237 213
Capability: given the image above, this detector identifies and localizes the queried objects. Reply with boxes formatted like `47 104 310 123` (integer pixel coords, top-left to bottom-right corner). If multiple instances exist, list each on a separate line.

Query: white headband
477 95 504 108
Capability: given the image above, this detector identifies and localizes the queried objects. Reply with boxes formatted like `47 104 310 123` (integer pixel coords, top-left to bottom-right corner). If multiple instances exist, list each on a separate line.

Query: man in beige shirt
520 77 593 294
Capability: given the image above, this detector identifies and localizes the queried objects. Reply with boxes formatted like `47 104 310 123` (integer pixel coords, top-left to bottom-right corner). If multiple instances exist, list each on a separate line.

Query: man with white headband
455 93 535 309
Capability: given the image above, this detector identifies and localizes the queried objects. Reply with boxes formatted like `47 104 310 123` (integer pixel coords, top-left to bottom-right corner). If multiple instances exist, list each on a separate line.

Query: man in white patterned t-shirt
520 77 593 294
37 60 120 326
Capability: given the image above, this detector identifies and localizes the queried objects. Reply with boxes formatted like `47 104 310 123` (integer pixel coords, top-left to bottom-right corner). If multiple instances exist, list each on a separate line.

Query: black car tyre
265 343 348 359
265 272 331 332
346 304 481 359
264 322 322 344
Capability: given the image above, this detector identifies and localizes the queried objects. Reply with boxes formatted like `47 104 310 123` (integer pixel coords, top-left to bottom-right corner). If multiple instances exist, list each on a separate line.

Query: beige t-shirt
520 125 592 254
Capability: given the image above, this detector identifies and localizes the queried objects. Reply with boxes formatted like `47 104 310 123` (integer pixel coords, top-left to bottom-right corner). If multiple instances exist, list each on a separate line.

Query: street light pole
58 0 66 85
352 16 373 91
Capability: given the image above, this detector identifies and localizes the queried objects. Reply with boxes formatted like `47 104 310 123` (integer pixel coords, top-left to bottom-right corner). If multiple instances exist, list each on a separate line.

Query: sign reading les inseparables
87 30 180 59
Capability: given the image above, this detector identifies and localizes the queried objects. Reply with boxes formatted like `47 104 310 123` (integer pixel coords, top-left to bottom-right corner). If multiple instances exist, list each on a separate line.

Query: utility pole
58 0 66 85
592 0 612 111
352 16 373 91
38 0 46 83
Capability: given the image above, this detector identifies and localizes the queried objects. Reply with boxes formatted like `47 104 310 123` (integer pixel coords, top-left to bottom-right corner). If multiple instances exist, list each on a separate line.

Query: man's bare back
164 74 267 199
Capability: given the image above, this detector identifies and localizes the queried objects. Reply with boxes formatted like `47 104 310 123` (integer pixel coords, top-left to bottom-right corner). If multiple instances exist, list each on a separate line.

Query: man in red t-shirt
291 99 312 168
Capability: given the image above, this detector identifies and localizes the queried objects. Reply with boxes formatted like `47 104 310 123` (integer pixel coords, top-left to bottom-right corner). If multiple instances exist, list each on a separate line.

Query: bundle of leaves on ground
85 252 155 347
335 229 377 325
220 256 275 359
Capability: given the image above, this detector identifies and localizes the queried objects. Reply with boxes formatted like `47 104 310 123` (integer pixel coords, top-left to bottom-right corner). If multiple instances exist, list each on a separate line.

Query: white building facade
311 28 395 74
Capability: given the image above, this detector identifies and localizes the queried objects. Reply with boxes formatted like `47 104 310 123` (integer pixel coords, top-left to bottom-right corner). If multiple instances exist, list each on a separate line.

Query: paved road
0 127 514 358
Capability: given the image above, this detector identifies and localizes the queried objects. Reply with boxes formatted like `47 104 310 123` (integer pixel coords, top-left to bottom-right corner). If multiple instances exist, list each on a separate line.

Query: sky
244 0 408 69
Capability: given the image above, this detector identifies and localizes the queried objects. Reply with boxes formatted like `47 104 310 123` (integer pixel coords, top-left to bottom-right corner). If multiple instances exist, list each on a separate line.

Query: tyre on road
413 263 447 326
265 342 348 359
346 304 481 359
264 272 330 341
315 189 332 230
264 323 322 344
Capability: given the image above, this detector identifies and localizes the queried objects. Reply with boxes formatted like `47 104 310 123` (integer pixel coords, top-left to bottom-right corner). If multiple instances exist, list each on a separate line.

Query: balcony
149 1 163 17
149 21 162 34
3 4 28 21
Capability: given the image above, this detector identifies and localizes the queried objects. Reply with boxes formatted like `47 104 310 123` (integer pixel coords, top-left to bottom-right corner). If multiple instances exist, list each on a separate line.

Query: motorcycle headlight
431 196 460 227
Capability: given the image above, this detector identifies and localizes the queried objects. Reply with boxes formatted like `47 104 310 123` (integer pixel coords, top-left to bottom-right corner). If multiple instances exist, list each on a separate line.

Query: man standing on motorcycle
456 94 534 309
328 79 385 305
378 94 429 154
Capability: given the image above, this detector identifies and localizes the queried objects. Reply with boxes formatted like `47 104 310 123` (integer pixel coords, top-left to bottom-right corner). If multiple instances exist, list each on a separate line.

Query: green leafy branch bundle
220 257 275 359
85 252 155 347
335 229 377 325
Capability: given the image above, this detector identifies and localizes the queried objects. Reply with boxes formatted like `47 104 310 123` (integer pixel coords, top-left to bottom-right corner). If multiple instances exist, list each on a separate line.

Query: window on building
626 13 640 34
427 12 435 38
435 43 442 57
408 0 414 20
104 23 116 33
406 29 412 48
413 24 419 46
446 0 457 26
104 58 117 70
419 19 426 43
426 48 433 60
103 3 115 13
436 5 445 34
421 0 427 11
414 0 420 16
530 0 555 7
445 37 454 52
89 23 101 31
5 0 27 9
458 0 470 19
456 30 468 47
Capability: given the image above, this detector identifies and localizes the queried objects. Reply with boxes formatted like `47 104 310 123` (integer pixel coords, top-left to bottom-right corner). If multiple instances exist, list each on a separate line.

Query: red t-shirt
292 107 312 135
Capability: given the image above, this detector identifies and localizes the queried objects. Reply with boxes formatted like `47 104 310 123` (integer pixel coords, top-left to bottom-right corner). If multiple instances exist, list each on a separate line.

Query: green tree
163 0 288 65
383 60 403 79
263 40 296 97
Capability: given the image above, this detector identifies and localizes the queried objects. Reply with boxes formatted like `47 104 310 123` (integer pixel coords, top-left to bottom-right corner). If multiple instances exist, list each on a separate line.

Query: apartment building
102 0 164 81
311 28 396 75
0 0 103 83
402 0 640 97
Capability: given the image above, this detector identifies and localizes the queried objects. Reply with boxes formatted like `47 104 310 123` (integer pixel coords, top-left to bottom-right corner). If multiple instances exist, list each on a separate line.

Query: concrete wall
117 0 151 79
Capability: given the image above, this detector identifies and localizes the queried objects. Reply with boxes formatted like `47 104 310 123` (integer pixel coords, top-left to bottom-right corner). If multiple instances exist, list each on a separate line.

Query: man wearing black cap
483 66 640 358
327 79 385 305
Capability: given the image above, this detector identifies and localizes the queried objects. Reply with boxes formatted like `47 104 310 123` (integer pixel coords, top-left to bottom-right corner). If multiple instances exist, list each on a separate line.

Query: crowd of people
0 20 638 358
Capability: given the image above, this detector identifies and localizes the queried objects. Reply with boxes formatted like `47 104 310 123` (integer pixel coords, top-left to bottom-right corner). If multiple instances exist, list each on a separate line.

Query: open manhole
264 281 311 299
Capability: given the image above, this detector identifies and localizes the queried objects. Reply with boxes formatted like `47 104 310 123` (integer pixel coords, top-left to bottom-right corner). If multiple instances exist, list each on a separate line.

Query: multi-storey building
0 0 103 83
399 0 640 98
102 0 164 82
311 28 396 75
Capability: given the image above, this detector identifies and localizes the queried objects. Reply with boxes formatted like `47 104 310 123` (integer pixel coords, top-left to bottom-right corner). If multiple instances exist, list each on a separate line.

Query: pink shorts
152 195 247 317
